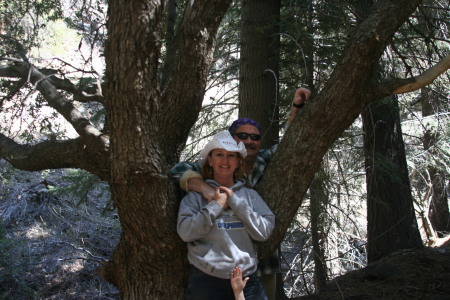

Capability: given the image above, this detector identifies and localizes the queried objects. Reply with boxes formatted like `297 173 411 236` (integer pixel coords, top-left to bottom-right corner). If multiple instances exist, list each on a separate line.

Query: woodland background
0 0 449 299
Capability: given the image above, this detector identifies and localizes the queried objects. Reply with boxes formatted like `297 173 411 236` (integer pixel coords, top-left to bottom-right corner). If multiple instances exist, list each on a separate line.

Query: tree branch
0 61 105 141
0 133 109 179
0 62 104 104
0 61 110 178
161 0 233 158
40 68 105 104
378 54 450 96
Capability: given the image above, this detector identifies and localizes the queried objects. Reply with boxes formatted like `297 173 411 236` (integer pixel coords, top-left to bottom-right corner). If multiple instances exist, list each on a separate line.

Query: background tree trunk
239 0 281 147
303 0 315 91
362 96 423 263
421 88 450 236
310 168 328 290
301 1 326 290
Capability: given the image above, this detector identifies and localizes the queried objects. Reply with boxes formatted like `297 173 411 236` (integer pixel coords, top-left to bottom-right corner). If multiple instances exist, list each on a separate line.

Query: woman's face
207 149 239 179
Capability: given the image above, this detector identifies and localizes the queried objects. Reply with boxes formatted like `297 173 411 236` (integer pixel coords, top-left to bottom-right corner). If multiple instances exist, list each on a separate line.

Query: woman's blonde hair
201 150 245 181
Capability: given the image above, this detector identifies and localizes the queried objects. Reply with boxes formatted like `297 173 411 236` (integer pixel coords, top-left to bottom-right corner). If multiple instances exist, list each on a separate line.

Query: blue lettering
217 222 245 230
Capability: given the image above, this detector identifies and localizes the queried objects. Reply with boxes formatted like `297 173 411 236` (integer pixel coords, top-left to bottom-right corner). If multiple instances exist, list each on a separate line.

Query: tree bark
160 0 178 90
310 169 328 290
102 1 232 298
239 0 281 148
362 96 423 263
422 88 450 237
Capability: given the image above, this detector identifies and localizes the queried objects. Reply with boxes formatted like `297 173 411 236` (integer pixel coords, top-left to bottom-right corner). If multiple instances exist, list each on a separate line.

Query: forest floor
300 237 450 300
1 164 449 300
0 165 119 300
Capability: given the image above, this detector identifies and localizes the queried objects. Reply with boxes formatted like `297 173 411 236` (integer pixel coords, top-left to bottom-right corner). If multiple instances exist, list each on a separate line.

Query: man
170 88 311 300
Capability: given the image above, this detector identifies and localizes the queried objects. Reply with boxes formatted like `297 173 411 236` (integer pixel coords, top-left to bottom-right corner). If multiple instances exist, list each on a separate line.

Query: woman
177 130 275 300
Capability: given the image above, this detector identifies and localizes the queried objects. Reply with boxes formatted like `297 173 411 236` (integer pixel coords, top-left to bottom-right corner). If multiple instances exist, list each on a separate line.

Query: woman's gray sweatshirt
177 179 275 279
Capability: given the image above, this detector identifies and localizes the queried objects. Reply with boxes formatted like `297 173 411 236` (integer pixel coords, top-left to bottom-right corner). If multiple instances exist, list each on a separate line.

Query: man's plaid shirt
169 143 280 275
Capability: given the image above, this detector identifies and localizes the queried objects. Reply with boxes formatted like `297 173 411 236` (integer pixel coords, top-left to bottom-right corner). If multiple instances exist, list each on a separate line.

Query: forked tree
1 0 449 298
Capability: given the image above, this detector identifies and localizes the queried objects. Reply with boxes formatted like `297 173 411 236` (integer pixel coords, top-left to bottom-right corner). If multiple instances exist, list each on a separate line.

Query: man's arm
250 88 311 187
186 176 215 202
169 162 215 201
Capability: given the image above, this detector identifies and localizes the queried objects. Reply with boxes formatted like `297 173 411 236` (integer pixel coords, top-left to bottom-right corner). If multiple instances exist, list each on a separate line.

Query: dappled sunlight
24 222 52 239
61 259 84 273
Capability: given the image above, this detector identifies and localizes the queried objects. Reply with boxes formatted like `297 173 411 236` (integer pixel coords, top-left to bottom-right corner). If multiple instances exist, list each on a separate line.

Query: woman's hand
214 186 233 209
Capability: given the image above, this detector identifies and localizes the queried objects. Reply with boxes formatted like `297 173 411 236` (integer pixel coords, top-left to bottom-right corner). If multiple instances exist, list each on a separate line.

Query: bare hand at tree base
230 267 249 300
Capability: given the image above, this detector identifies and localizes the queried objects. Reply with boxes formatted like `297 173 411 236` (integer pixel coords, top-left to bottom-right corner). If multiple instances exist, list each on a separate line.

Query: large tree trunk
239 0 281 148
362 96 423 263
102 1 232 298
102 1 186 297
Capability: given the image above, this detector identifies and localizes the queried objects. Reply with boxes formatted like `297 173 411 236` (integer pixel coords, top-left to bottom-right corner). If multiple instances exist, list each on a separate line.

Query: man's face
232 125 261 159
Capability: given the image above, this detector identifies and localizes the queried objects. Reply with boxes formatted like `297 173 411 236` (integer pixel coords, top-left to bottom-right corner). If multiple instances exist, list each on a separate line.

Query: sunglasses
232 132 261 141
